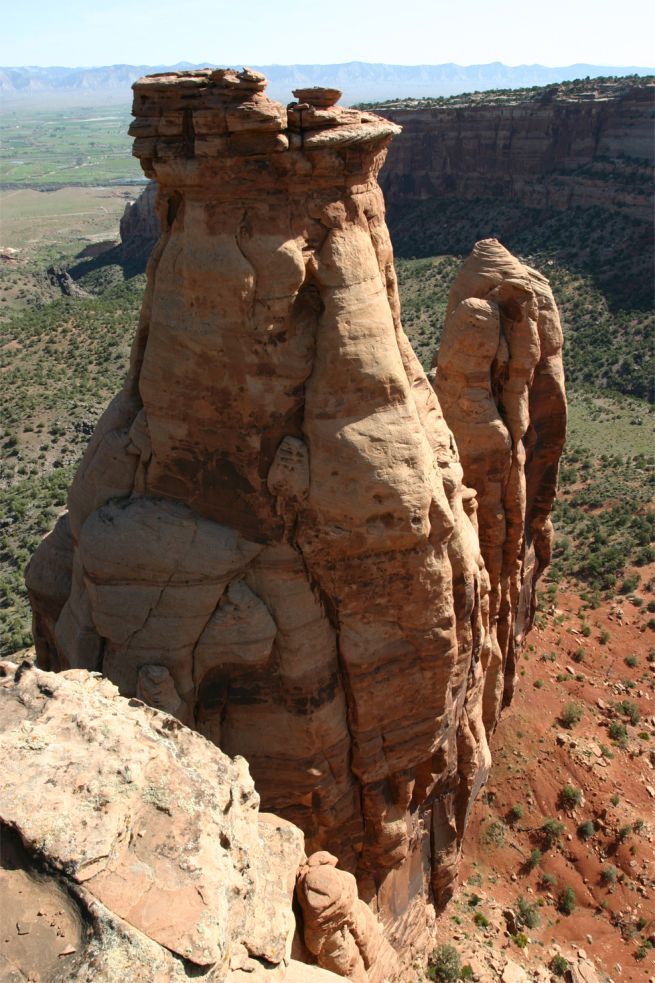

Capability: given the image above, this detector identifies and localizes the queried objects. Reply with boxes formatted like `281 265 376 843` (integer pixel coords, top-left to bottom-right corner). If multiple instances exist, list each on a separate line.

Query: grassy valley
0 104 140 186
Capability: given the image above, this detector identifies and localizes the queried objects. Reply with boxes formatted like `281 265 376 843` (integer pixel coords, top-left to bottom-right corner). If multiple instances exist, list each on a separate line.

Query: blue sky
2 0 654 68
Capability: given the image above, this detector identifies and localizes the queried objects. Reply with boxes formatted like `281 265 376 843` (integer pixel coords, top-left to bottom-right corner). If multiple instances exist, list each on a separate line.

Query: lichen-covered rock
23 72 562 974
432 238 567 726
0 658 308 982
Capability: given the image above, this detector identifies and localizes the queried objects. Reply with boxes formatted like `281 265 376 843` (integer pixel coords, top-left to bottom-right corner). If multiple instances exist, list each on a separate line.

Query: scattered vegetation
557 885 577 915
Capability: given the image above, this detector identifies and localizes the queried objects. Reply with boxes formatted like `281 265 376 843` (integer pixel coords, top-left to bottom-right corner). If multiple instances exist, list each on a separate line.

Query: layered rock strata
381 79 655 222
25 69 563 970
432 239 567 726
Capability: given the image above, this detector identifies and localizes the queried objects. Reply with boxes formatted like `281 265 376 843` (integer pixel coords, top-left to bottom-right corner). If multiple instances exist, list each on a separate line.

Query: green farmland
0 105 141 186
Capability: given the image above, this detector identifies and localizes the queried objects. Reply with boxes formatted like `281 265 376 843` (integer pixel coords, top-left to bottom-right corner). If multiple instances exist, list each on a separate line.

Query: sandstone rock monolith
432 238 567 727
25 69 564 974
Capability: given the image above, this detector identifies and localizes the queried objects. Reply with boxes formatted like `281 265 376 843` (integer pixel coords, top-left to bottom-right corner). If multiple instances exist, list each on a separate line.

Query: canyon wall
24 69 565 978
380 78 654 222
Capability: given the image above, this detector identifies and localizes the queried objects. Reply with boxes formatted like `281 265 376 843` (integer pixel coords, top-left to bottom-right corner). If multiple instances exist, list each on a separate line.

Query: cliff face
25 69 565 978
119 180 159 265
380 80 654 222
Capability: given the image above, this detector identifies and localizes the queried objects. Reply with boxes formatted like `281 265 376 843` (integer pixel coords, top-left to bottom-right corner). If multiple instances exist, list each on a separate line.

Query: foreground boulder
25 69 564 971
0 658 315 982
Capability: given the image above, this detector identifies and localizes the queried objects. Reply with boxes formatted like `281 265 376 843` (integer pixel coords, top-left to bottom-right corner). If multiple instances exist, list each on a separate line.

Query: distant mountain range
1 61 653 106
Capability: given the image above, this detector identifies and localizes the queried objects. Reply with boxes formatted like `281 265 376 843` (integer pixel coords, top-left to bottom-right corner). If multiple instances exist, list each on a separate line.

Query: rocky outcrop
119 180 159 264
431 238 567 724
380 79 654 222
25 69 564 975
0 658 326 982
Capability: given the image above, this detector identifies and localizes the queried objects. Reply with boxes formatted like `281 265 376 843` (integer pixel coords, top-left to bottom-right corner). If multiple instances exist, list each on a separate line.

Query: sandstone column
27 69 494 953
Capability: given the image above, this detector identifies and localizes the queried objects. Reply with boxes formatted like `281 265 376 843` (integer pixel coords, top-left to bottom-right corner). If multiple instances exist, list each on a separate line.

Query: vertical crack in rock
24 69 566 972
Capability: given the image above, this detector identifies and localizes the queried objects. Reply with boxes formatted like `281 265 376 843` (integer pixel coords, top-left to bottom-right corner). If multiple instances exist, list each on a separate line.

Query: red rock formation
119 179 159 265
432 239 567 725
25 69 564 975
380 79 654 222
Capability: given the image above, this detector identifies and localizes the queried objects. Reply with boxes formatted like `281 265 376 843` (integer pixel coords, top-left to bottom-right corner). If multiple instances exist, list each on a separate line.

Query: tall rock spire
25 70 563 965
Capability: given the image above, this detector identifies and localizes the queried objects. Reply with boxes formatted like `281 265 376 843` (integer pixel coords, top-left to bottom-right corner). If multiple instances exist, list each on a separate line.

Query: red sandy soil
442 577 655 981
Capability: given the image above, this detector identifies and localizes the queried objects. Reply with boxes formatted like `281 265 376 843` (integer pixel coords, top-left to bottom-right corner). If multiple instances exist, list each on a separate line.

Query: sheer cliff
23 69 566 977
379 77 654 222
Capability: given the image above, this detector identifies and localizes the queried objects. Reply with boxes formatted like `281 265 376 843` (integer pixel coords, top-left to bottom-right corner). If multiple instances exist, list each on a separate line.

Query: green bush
551 955 570 976
601 864 618 885
557 885 577 915
516 895 540 929
427 944 461 983
609 721 628 745
617 699 640 724
559 784 582 809
527 848 542 869
542 818 566 849
577 819 595 841
561 701 583 728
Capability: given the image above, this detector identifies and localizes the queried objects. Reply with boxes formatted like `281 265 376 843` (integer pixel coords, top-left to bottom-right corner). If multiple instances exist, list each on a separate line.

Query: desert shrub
516 895 540 929
542 818 566 849
609 721 628 746
557 885 577 915
482 820 506 847
528 848 542 869
508 803 524 823
601 864 618 885
617 699 640 724
551 955 570 976
559 784 582 809
427 944 461 983
473 911 489 928
561 701 583 728
512 931 529 948
577 819 595 841
624 654 638 667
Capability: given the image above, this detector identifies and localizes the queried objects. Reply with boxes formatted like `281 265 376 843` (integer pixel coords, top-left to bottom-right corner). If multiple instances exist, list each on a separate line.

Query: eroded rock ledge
24 69 565 977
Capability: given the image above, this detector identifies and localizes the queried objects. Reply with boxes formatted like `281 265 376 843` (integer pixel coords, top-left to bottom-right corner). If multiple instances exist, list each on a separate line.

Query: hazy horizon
3 0 654 70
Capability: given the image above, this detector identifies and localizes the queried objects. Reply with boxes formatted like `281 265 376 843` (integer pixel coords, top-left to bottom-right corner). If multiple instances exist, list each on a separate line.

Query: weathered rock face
380 79 654 222
25 69 563 974
0 658 312 982
119 180 160 265
432 239 567 725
